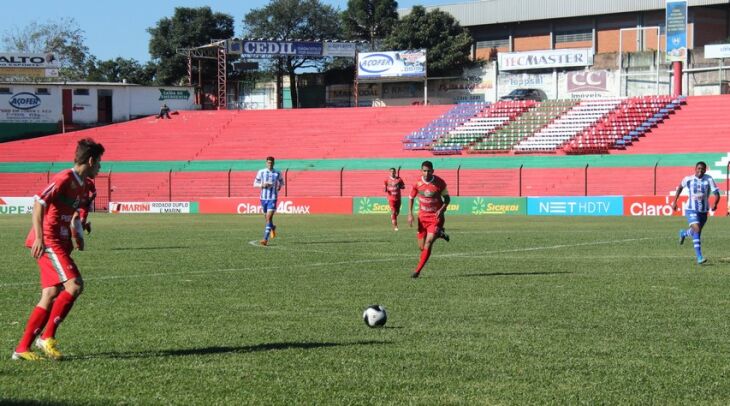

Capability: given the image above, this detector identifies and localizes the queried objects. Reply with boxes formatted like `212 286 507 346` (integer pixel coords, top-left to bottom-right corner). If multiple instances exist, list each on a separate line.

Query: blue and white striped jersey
681 174 719 212
254 168 284 200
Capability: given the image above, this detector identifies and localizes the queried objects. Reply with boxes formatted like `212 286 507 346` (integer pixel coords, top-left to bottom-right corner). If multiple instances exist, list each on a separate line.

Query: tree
243 0 341 108
148 7 234 85
342 0 398 50
1 18 90 80
383 6 474 77
85 57 157 85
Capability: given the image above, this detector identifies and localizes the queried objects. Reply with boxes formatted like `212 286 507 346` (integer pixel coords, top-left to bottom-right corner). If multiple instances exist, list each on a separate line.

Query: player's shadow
69 340 390 361
295 240 389 245
109 246 190 251
458 271 572 278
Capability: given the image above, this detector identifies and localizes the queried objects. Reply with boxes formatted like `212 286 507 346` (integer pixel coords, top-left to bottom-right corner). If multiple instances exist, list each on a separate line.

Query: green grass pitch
2 214 730 404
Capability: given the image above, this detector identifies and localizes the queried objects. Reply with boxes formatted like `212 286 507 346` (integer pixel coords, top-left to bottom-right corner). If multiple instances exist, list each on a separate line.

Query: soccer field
2 214 730 404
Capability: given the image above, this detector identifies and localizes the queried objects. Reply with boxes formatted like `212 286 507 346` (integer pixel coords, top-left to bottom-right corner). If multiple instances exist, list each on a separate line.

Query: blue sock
264 225 272 241
689 229 702 258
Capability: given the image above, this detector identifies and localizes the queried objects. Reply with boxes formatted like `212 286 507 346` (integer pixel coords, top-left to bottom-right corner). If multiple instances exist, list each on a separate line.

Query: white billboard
498 48 594 71
0 53 59 68
357 50 426 79
0 87 61 124
705 44 730 59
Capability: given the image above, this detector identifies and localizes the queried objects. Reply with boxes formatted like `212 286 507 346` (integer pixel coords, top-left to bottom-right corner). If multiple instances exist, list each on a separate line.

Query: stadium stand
2 96 730 203
468 100 576 153
402 102 488 152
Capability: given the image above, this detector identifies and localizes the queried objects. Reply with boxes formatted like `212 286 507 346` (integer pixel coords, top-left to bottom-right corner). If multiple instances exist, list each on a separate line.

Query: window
476 38 510 49
555 30 593 43
36 88 50 95
73 88 90 96
0 87 11 94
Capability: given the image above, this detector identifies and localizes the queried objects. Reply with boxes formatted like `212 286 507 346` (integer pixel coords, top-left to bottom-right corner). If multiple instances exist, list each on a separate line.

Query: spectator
157 104 171 119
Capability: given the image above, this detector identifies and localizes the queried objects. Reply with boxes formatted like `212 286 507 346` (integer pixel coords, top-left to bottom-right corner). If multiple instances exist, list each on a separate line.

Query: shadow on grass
0 400 76 406
457 271 572 278
109 246 190 251
69 340 390 361
294 240 389 245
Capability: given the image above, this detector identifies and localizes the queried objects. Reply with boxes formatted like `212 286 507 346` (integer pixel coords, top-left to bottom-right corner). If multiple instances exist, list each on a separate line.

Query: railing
57 162 726 207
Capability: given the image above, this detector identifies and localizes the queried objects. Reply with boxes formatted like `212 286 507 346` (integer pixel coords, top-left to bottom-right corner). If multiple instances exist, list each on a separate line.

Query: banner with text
665 0 688 62
623 196 727 216
198 197 352 214
109 202 197 214
353 197 526 215
498 48 593 71
527 196 623 216
227 40 323 57
357 50 426 79
0 197 34 214
0 53 59 69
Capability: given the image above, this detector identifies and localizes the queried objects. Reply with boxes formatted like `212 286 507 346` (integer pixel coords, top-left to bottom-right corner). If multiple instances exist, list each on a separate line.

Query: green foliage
243 0 341 107
85 57 157 85
342 0 398 49
383 6 474 77
1 18 90 80
148 7 234 85
3 214 730 403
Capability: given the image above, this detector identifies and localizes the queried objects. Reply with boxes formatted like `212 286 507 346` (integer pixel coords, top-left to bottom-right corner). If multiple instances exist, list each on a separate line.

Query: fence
68 162 728 210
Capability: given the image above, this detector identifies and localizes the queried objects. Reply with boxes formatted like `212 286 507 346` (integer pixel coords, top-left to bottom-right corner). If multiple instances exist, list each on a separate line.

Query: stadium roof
401 0 730 26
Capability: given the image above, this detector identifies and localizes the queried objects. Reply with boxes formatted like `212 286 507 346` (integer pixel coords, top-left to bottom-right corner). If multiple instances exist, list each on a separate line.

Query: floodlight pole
354 53 359 107
217 45 227 110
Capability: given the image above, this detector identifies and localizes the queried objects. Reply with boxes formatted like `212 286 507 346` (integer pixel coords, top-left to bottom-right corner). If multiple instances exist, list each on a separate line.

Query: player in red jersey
77 178 96 234
408 161 450 279
12 138 105 361
384 167 405 231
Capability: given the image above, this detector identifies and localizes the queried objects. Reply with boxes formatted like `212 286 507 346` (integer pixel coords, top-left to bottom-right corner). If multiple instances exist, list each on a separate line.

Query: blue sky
2 0 468 63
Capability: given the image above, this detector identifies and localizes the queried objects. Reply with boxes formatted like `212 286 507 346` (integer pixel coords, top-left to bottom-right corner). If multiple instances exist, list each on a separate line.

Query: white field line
0 237 655 289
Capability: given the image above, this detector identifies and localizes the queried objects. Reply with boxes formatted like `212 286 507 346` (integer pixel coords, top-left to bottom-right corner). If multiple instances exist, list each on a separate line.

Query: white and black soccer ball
363 305 387 328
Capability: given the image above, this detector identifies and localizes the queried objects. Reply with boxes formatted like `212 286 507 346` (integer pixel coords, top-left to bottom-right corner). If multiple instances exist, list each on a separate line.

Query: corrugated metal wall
401 0 728 26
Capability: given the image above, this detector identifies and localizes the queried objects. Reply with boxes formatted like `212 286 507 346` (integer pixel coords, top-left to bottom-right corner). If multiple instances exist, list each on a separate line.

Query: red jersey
384 176 405 200
25 169 90 250
78 178 97 219
409 175 449 218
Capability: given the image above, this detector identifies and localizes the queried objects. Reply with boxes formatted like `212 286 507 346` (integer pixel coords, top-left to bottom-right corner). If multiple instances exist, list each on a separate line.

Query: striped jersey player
253 156 285 246
672 161 720 264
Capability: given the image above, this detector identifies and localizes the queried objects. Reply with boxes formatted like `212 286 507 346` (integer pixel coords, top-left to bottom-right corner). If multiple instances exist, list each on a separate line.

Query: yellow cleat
11 351 44 361
270 227 276 239
35 337 63 360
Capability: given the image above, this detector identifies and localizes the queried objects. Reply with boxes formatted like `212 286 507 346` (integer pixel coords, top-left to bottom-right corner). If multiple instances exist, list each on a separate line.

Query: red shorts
417 215 445 239
388 198 401 214
36 245 80 288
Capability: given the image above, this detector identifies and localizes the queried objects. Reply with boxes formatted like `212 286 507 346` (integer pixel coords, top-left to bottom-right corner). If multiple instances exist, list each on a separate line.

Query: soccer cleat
83 221 92 234
11 351 43 361
411 271 420 279
697 256 707 265
439 230 450 242
679 229 686 245
394 227 399 231
270 226 276 239
259 239 268 246
35 337 63 360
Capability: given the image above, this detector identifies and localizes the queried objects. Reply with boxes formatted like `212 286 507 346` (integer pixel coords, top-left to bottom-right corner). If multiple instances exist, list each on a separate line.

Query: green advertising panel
354 197 526 215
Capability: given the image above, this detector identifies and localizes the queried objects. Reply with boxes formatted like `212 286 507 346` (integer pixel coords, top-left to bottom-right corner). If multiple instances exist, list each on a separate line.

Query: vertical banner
665 0 687 62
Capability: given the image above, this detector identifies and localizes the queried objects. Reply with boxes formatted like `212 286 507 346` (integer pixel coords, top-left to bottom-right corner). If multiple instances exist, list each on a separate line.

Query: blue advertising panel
227 40 323 57
527 197 624 216
665 0 687 62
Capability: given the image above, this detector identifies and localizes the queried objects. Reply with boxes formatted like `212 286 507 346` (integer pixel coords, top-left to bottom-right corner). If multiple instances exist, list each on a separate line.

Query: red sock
415 247 432 274
41 291 76 340
15 306 49 352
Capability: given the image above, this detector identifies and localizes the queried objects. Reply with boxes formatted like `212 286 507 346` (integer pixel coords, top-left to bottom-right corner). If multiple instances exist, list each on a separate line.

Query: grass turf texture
2 214 730 404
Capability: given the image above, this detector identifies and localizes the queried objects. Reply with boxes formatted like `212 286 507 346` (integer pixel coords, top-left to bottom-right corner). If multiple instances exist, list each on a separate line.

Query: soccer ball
362 305 387 328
